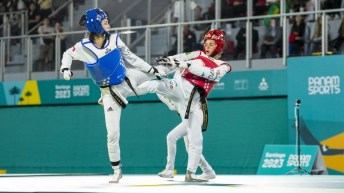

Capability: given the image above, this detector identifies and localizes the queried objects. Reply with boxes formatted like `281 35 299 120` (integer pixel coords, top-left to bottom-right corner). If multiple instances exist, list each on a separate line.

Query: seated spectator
330 17 344 53
233 22 259 60
260 18 282 58
308 16 330 55
289 15 306 56
37 17 55 71
168 24 198 55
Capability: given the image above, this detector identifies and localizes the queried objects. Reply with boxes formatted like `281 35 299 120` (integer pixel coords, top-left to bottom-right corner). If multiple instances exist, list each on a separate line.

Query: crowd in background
1 0 73 71
2 0 344 69
172 0 344 59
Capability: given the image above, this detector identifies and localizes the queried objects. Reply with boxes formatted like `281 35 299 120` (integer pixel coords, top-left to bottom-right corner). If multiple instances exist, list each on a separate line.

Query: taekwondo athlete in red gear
60 8 166 183
138 29 232 182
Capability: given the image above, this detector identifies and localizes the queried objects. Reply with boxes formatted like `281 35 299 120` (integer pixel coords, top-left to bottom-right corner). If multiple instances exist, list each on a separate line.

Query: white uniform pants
165 108 213 173
139 78 214 173
99 68 160 164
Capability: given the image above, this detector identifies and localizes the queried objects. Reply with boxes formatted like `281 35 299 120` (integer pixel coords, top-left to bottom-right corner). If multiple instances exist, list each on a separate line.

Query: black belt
101 77 138 109
108 85 127 109
185 86 208 132
124 77 139 97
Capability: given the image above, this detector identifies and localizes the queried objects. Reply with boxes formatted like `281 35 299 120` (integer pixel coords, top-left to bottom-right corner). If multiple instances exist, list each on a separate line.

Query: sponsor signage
287 55 344 174
257 145 327 175
210 69 287 98
0 70 287 106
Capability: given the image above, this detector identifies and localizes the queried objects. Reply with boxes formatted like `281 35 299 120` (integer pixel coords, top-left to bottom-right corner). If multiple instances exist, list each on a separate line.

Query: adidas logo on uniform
107 107 113 112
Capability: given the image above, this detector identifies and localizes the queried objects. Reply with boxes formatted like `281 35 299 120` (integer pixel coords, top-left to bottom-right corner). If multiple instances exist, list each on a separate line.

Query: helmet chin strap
210 51 218 57
205 45 218 57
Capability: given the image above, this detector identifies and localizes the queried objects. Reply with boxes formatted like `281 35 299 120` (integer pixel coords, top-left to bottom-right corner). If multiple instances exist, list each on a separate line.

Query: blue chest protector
83 42 126 87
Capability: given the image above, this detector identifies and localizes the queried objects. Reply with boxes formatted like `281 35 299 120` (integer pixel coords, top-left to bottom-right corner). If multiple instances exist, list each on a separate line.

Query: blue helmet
85 8 109 35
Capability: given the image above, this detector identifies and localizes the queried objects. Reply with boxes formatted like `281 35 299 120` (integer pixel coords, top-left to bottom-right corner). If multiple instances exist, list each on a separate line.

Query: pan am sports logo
308 76 340 95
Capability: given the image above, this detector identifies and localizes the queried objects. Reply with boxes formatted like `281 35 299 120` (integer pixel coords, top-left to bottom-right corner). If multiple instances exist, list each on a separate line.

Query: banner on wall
257 145 327 175
0 79 100 106
0 69 287 106
287 55 344 174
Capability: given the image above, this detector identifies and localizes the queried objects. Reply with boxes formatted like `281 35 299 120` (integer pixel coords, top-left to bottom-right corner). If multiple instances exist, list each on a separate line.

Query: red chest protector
181 54 219 97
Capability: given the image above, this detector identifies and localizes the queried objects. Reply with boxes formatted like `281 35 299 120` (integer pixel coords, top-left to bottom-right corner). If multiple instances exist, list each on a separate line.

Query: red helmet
203 29 225 55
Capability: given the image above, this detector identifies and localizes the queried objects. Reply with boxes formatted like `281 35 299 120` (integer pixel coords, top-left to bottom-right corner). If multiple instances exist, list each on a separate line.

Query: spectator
254 0 268 16
17 0 26 10
198 1 215 30
37 17 55 71
263 0 291 27
38 0 52 19
308 16 330 55
195 25 212 50
28 1 41 35
168 24 198 55
221 30 235 60
305 0 315 22
303 20 312 56
260 18 282 58
52 0 68 23
171 0 202 34
5 0 17 11
230 0 247 17
322 0 341 19
330 17 344 53
5 1 22 39
232 22 259 60
0 2 5 34
55 21 67 55
202 1 215 20
289 15 306 56
221 0 246 22
290 0 305 12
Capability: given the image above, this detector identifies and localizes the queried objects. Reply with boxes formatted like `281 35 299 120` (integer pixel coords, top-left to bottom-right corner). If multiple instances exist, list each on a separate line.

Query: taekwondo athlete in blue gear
60 8 167 183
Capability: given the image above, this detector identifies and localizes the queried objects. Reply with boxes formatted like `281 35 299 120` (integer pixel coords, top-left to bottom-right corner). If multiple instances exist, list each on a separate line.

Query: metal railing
0 10 28 37
0 8 344 82
26 0 74 35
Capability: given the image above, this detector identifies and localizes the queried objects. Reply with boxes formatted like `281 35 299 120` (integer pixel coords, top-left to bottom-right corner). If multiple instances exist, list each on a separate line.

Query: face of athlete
204 39 217 56
101 19 110 32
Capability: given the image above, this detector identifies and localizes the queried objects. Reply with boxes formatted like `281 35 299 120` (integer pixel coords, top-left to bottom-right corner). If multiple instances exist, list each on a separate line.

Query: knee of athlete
137 80 159 94
166 132 180 143
107 134 119 144
188 138 203 149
